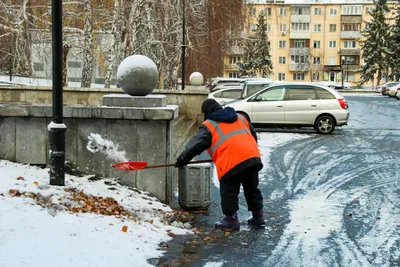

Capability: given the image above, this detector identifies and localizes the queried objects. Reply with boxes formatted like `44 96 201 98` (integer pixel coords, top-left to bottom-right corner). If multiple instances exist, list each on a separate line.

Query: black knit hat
201 99 223 114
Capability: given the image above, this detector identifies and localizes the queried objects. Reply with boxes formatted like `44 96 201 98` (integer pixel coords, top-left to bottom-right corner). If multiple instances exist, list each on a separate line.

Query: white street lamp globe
189 72 204 86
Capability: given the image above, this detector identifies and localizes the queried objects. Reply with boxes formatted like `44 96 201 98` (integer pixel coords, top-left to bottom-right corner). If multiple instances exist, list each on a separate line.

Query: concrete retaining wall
0 101 179 203
0 85 209 120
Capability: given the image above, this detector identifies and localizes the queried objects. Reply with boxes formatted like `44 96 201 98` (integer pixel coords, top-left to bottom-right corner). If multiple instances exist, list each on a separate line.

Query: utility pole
181 0 186 90
48 0 66 186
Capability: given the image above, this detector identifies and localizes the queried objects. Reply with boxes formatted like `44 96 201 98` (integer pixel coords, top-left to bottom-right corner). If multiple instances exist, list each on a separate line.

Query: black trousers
219 167 264 215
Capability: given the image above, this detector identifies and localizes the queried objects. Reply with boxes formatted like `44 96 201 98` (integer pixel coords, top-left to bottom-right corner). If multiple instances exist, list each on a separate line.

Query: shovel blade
113 161 148 171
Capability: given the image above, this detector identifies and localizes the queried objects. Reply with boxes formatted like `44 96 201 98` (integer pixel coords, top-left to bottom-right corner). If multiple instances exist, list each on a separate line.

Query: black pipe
9 46 12 82
49 0 66 186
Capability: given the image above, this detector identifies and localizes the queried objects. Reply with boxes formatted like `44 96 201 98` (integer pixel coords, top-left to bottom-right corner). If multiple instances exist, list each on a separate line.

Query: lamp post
48 0 66 186
341 56 345 89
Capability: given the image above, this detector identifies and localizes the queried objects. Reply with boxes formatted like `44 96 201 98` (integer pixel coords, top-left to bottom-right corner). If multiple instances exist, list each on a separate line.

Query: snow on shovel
86 133 212 171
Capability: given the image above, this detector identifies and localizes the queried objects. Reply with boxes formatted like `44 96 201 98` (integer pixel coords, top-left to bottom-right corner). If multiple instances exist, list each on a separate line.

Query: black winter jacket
177 106 263 181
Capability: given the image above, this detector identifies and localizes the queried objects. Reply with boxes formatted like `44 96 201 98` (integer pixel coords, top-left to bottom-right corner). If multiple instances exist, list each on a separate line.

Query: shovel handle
144 159 213 169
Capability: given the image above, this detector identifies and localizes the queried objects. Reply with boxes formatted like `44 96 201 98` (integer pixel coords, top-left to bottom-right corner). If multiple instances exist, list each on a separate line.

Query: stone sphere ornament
189 72 204 86
117 55 159 96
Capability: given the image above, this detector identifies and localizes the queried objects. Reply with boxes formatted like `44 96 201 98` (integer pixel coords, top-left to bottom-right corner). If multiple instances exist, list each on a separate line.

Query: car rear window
316 88 336 99
287 88 317 100
221 89 242 99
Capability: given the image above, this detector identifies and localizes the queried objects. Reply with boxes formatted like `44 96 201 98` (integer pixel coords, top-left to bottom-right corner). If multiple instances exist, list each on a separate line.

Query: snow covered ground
0 160 192 267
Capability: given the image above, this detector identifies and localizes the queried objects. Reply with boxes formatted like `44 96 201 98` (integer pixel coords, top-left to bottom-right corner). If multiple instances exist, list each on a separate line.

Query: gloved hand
174 158 185 168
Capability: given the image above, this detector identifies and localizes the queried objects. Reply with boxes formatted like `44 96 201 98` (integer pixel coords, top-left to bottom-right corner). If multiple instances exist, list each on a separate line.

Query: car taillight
338 98 347 109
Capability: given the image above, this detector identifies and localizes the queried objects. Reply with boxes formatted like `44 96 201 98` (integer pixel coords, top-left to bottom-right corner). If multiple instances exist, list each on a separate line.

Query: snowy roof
245 0 397 4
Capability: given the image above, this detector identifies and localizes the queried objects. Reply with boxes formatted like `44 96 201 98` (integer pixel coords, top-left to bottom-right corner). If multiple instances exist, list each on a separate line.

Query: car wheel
237 112 250 122
314 115 336 134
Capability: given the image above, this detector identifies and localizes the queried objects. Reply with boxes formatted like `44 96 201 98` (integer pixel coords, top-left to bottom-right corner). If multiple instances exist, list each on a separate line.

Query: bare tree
81 0 94 87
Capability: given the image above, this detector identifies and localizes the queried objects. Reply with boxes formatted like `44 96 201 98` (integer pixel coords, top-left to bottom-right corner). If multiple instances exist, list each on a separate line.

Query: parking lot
157 94 400 267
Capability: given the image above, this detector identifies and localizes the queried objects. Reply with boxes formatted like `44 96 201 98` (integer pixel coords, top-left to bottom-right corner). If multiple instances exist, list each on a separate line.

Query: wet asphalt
154 94 400 267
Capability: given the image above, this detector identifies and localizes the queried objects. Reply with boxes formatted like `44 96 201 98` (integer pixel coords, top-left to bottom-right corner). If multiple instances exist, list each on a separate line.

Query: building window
342 23 361 31
264 7 272 16
278 73 286 81
267 24 272 32
313 40 321 48
328 56 336 65
329 24 337 32
229 56 241 64
293 73 305 81
292 7 310 15
314 8 322 16
291 23 310 31
294 39 306 48
342 6 362 15
312 72 320 81
228 72 239 78
267 41 271 47
346 72 355 82
250 24 257 32
280 24 287 32
280 8 287 16
249 7 256 16
279 40 286 48
290 55 308 64
344 40 357 48
314 24 321 32
279 57 286 64
342 55 359 65
313 57 321 64
365 7 374 15
330 8 337 15
329 40 337 48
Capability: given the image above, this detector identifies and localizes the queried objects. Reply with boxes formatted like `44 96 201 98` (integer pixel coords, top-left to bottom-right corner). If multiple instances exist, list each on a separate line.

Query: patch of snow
0 160 191 267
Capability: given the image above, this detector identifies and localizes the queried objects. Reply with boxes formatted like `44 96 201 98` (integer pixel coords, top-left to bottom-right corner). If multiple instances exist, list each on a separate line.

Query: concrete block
91 107 103 118
71 106 92 118
0 117 16 160
143 105 179 120
104 120 139 186
101 107 123 119
103 94 166 108
75 119 109 175
135 121 168 202
63 118 78 164
0 105 30 117
15 117 47 164
29 104 52 117
121 108 145 120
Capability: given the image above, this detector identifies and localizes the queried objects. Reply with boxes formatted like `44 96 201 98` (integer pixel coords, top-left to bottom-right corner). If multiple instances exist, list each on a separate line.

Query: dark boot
215 213 240 231
247 210 265 227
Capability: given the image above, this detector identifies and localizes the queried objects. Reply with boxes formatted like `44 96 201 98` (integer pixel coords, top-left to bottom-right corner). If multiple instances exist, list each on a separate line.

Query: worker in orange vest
175 99 264 230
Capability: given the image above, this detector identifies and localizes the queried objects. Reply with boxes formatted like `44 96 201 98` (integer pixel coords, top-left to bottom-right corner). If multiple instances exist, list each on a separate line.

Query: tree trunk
105 0 123 88
81 0 93 88
62 43 71 87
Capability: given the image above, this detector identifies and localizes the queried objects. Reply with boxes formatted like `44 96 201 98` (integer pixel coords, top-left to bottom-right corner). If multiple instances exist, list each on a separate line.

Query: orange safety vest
202 114 261 180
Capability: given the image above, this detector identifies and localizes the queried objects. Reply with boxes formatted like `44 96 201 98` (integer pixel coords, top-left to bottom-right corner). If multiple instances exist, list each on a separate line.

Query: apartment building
223 0 397 85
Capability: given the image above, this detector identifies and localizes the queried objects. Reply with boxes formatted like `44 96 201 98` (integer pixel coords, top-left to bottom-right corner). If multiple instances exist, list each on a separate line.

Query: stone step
172 115 197 157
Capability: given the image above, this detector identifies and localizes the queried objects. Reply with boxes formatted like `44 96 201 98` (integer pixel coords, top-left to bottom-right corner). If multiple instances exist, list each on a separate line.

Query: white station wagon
224 83 349 134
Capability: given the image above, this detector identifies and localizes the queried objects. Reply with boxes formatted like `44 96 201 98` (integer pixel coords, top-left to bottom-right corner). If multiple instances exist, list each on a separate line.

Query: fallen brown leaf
121 225 128 232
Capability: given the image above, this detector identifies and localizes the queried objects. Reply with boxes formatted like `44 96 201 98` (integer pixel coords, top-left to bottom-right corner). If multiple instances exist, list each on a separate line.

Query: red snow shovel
113 159 213 171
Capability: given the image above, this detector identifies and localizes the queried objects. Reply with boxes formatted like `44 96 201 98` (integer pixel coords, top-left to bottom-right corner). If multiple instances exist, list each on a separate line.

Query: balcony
340 48 361 55
289 31 311 39
290 47 310 55
226 46 244 55
224 64 239 70
341 31 362 39
291 15 311 23
342 64 361 71
289 63 309 72
341 15 362 23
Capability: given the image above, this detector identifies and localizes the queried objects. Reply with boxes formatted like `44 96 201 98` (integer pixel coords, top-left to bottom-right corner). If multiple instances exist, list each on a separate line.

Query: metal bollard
178 163 211 210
